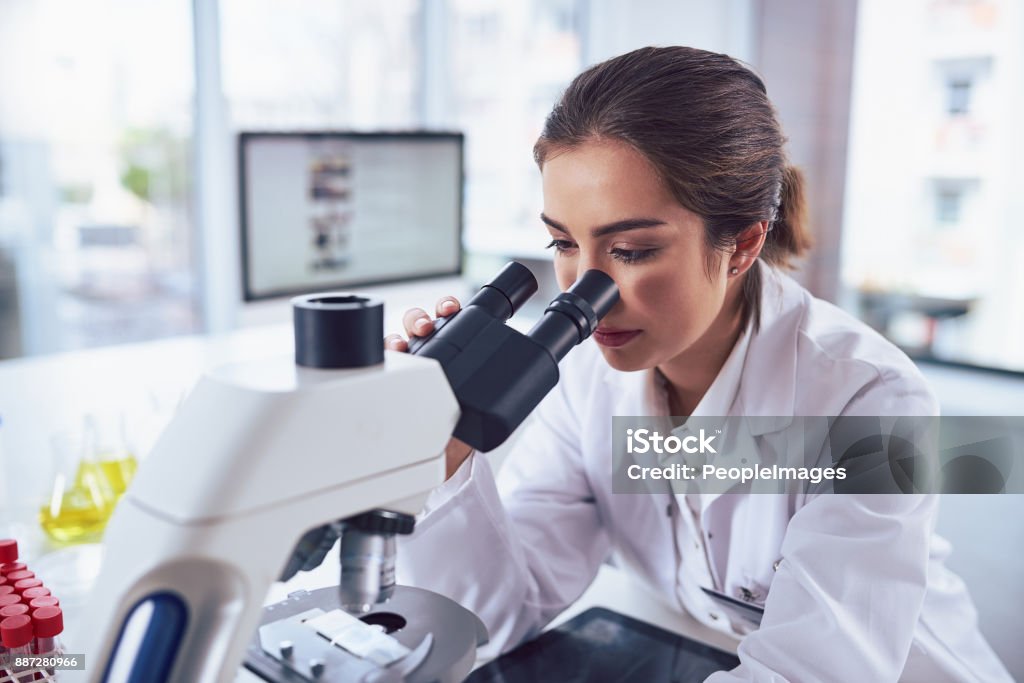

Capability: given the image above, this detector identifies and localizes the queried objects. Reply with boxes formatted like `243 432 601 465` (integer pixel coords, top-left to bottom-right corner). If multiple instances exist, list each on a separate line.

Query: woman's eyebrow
540 213 667 237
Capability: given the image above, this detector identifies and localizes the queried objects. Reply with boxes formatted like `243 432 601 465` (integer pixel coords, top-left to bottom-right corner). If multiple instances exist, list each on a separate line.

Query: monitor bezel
237 130 465 302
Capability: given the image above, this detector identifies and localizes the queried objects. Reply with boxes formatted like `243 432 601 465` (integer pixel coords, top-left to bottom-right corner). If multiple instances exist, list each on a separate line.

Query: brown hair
534 46 811 331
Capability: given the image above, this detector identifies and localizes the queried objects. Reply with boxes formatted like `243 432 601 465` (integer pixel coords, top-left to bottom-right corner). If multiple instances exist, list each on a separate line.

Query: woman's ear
728 221 769 278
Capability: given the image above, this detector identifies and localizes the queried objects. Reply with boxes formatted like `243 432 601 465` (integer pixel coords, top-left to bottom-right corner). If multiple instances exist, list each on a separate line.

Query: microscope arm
75 350 458 683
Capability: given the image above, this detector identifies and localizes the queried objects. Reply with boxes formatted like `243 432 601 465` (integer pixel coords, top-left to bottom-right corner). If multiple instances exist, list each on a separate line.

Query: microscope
72 262 618 683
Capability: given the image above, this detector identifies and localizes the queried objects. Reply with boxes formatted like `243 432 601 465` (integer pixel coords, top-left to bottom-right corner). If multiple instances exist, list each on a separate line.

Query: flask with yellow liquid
39 414 139 544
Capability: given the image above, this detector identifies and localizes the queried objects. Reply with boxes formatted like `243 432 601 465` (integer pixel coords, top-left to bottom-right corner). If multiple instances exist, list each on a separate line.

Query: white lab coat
397 265 1012 682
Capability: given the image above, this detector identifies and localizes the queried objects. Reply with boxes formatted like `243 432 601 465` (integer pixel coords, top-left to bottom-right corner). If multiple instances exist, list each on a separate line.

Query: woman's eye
545 239 659 264
611 248 659 264
545 239 576 254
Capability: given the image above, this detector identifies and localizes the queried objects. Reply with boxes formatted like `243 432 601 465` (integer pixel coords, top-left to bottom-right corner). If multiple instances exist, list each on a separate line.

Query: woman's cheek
631 270 688 320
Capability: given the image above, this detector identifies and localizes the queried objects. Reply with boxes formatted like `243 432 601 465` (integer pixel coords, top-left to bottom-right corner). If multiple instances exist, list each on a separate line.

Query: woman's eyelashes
545 239 660 264
545 238 575 254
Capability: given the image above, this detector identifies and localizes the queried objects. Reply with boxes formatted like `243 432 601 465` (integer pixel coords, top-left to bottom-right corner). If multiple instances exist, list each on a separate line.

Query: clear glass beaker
38 423 117 544
82 412 138 499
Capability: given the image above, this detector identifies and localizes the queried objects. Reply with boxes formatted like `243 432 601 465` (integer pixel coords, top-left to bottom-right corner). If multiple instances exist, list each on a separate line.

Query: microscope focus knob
345 509 416 535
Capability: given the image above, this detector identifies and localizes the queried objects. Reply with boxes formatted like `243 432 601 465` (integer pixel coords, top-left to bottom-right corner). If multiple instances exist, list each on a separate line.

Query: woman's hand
385 296 474 479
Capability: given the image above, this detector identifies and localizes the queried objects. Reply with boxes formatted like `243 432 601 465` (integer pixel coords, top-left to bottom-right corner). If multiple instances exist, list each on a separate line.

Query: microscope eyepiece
456 261 539 324
526 270 620 363
478 260 540 318
408 261 539 357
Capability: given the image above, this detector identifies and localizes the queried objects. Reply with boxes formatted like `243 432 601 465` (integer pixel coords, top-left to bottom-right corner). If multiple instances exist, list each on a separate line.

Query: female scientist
386 47 1011 682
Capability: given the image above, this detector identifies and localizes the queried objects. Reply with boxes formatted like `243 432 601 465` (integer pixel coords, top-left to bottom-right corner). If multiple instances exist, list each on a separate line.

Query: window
843 0 1024 372
219 0 421 131
446 0 586 257
0 0 587 359
933 180 977 227
947 78 972 115
935 188 962 224
0 0 198 358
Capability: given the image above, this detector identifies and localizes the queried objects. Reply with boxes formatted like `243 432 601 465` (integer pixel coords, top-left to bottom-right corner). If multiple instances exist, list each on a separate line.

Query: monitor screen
239 131 463 300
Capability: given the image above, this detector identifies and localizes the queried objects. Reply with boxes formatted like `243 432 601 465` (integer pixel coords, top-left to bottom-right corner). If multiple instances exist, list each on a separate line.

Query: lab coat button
708 612 720 621
773 559 781 571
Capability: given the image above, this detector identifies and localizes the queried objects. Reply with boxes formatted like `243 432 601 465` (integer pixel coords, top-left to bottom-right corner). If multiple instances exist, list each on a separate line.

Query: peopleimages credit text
623 428 846 484
626 462 846 484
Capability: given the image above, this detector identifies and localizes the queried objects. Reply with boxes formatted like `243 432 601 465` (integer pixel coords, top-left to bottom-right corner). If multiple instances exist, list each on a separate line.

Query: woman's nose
576 253 603 281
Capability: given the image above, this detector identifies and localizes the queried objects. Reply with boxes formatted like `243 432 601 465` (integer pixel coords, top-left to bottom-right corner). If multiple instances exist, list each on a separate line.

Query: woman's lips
593 327 641 348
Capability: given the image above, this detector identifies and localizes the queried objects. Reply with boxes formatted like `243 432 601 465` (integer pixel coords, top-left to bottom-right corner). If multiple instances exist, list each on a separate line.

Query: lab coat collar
600 264 805 513
733 265 803 436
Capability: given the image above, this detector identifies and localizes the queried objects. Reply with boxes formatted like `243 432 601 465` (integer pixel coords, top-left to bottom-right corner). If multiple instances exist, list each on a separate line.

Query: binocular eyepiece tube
526 269 619 362
410 261 619 363
410 261 620 452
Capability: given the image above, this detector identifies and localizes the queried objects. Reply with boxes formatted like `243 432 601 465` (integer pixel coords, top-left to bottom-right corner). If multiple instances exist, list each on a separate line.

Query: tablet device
466 607 740 682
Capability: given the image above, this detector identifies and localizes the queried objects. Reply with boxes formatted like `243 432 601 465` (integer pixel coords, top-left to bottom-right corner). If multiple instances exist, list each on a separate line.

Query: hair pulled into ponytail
765 164 811 266
534 46 813 330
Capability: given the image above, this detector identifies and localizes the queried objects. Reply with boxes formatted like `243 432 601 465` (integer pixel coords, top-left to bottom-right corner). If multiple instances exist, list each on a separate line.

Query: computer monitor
238 131 463 301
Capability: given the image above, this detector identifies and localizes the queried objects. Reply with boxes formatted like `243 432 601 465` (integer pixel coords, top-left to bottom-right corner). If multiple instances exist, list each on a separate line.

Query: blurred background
2 0 1023 375
0 0 1022 676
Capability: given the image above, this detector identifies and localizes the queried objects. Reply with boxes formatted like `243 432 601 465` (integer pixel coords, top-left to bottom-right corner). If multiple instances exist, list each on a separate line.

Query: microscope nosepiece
338 511 415 613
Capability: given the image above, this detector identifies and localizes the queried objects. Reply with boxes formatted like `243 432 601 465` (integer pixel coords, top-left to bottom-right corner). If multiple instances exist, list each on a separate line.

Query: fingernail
415 318 431 333
440 300 456 314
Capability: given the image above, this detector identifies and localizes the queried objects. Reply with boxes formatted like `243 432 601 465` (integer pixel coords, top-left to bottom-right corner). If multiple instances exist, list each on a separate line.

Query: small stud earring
730 267 739 276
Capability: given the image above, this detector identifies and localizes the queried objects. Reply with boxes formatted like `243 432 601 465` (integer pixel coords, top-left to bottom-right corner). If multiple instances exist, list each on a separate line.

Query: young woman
387 47 1010 682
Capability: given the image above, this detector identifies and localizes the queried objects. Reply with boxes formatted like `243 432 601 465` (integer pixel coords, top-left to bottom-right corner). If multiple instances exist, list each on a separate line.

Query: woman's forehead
541 140 696 229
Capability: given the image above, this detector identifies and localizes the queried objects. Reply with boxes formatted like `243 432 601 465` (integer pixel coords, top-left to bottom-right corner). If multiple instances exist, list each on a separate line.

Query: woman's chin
597 346 650 373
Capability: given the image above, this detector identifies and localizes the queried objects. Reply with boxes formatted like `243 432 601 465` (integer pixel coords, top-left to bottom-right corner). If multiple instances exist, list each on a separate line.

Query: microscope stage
243 585 487 683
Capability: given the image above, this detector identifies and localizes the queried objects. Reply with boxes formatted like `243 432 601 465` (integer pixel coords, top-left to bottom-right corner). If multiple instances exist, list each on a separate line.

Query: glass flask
38 422 118 544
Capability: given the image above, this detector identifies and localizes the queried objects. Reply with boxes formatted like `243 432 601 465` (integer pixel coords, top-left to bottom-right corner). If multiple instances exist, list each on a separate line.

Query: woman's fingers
384 334 408 352
436 296 461 317
387 297 461 353
403 307 433 338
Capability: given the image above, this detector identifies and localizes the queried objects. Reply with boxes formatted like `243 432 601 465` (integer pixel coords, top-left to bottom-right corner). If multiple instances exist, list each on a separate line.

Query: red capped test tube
4 571 33 584
12 579 42 597
29 597 59 610
32 606 64 656
20 587 50 602
0 585 15 598
0 595 21 609
0 603 29 619
1 613 35 677
0 563 27 578
0 539 18 568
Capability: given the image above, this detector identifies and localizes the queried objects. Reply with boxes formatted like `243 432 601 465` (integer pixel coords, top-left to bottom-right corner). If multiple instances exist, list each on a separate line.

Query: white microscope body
72 263 618 683
74 348 459 682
